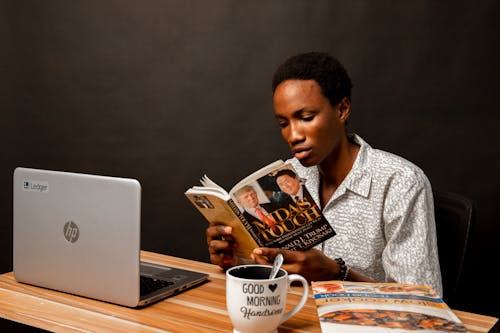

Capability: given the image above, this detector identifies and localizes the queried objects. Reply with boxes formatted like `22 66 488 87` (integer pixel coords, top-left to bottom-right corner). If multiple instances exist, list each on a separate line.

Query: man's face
273 79 348 167
276 174 300 196
237 189 259 209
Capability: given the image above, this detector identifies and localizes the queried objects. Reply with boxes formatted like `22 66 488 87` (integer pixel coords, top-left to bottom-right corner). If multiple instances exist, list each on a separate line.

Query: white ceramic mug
226 265 309 333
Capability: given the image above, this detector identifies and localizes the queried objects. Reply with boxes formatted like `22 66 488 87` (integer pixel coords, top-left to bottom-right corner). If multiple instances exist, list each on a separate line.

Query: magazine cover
311 281 469 333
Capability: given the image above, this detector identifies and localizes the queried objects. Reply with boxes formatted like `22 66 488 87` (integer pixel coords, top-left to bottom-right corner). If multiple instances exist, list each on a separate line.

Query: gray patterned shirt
288 134 443 295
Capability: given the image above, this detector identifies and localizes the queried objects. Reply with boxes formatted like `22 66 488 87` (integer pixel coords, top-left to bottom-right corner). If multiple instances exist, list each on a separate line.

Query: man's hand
206 225 238 270
252 247 338 282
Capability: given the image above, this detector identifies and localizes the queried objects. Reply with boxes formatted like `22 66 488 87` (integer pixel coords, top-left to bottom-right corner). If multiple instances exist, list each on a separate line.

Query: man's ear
337 97 351 123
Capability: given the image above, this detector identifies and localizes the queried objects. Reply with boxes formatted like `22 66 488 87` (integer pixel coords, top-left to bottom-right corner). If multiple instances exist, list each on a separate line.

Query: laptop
13 167 209 307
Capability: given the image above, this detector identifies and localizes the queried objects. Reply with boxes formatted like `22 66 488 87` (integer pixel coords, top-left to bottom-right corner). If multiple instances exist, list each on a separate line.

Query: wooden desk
0 251 498 333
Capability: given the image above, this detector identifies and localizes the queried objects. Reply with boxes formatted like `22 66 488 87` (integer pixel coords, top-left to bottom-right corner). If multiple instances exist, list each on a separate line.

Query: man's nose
287 122 304 144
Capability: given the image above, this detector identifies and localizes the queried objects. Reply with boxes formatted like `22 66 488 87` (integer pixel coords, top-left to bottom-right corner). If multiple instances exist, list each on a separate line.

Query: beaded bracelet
334 257 349 281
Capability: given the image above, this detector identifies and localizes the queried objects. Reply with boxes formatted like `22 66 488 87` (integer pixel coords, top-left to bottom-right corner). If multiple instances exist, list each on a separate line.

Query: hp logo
63 221 80 243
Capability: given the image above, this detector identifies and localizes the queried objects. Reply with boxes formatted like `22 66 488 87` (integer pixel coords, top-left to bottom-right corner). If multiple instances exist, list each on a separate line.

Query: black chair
433 190 475 309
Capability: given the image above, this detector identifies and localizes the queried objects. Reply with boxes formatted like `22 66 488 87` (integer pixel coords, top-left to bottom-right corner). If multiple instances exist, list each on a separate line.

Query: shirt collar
343 134 372 198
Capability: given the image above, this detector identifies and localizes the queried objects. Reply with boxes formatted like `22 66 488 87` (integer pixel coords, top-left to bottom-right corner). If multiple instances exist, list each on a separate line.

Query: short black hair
272 52 353 106
275 169 298 179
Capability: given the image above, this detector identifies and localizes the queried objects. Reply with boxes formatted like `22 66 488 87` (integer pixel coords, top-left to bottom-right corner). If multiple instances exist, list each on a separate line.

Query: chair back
433 190 475 308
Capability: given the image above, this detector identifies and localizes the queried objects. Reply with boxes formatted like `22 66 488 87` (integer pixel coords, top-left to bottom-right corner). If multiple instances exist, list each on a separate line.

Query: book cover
185 160 336 259
311 281 469 333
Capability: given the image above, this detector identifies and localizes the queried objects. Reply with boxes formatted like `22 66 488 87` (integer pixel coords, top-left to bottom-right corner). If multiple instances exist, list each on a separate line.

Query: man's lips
292 147 312 160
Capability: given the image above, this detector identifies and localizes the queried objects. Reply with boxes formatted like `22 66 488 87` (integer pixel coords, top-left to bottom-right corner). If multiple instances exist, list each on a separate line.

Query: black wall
2 1 499 317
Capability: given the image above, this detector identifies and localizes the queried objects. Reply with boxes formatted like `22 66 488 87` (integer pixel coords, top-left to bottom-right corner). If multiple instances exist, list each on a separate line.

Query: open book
185 160 335 259
311 281 469 333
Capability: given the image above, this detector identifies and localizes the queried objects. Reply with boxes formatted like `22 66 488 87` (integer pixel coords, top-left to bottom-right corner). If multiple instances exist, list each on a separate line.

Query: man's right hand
206 225 238 270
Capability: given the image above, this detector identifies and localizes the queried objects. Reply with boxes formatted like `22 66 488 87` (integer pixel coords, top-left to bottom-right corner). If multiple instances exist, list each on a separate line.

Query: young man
206 52 442 295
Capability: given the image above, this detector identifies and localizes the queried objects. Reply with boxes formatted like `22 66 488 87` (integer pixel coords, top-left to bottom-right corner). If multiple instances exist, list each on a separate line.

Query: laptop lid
13 167 208 307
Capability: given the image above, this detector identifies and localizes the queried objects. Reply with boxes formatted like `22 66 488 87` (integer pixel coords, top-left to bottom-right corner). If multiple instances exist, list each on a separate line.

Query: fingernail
253 248 262 255
224 226 232 233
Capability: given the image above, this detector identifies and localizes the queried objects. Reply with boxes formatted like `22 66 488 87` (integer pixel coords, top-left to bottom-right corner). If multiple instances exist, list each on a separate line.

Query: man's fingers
208 239 234 254
205 225 238 269
252 253 270 265
253 247 307 274
210 253 233 268
253 247 299 262
206 225 233 243
251 247 285 265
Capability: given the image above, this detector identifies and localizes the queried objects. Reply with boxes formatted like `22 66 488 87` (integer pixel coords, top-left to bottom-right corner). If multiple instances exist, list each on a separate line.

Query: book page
199 175 227 193
185 185 229 201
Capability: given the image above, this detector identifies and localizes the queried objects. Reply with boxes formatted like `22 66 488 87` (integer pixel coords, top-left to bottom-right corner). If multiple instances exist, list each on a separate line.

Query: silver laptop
13 167 208 307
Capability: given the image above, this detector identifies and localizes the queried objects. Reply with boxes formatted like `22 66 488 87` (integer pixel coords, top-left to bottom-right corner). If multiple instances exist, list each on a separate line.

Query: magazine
185 160 335 259
311 281 469 333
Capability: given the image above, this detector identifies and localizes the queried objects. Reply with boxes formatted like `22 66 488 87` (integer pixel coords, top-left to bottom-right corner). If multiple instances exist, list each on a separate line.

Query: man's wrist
334 257 349 281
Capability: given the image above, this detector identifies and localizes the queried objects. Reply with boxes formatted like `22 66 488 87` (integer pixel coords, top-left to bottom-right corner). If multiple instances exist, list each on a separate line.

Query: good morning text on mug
226 265 309 333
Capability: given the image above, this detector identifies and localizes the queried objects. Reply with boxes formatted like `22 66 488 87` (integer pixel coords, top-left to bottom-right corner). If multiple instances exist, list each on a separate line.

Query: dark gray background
1 0 499 318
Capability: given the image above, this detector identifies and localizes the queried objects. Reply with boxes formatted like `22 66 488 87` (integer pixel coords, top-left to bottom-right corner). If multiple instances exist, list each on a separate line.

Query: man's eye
302 115 315 121
278 121 288 128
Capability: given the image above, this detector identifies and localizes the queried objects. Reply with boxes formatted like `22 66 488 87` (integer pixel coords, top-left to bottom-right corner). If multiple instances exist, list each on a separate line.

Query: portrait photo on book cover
230 165 324 248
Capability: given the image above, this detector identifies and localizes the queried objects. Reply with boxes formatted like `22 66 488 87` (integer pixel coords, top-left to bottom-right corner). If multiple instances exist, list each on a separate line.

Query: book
311 281 469 333
185 160 336 259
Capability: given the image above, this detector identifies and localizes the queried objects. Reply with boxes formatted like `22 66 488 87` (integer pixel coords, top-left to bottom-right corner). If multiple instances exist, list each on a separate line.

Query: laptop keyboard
140 276 174 296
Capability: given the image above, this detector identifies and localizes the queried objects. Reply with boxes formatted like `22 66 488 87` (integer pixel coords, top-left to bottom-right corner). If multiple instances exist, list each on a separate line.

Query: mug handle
280 274 309 324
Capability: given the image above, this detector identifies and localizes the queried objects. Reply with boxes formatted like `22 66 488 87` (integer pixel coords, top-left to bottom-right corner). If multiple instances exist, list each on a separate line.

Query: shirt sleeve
381 169 443 296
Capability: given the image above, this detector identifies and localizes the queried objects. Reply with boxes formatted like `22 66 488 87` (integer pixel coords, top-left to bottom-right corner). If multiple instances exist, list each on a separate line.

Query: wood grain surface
0 251 497 333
